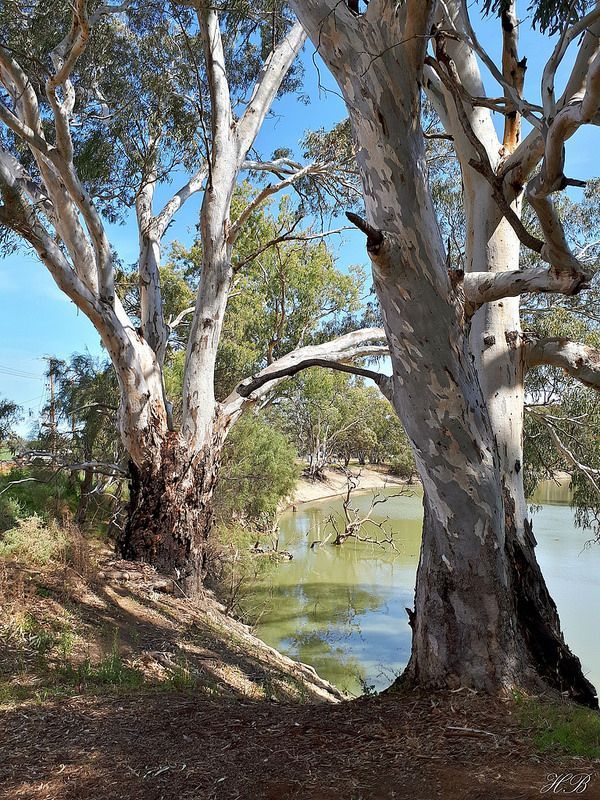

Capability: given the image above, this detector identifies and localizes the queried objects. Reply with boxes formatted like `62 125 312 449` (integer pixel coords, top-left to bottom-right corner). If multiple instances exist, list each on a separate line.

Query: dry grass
0 547 341 707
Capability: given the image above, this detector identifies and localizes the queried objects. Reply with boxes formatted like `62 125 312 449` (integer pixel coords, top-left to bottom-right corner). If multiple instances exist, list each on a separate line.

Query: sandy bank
290 465 416 505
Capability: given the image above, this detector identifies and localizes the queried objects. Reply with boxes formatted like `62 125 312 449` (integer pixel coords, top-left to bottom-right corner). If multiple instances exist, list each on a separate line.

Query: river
249 481 600 697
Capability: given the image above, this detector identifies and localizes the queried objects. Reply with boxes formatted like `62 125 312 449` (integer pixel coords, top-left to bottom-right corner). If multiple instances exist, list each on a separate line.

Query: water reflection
250 482 600 696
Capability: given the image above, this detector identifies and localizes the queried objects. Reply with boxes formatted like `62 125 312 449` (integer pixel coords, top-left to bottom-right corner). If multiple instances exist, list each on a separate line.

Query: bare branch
229 162 317 244
222 328 390 414
525 336 600 390
425 48 545 255
462 267 590 314
236 22 306 157
154 164 208 239
528 409 600 497
499 0 526 153
541 4 600 118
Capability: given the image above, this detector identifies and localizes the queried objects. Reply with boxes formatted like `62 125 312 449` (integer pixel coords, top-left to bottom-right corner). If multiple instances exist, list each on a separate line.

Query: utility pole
43 356 58 454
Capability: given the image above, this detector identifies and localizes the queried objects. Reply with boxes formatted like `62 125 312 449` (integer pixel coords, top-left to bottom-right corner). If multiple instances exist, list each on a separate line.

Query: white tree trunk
290 0 597 705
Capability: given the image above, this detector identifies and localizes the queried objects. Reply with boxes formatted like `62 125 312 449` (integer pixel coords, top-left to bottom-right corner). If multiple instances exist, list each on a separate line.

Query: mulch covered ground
2 689 599 800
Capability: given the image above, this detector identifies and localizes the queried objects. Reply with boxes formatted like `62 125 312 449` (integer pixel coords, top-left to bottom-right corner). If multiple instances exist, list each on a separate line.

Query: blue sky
0 8 596 432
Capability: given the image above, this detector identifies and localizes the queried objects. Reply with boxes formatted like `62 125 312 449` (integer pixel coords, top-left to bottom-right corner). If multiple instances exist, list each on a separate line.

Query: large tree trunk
116 427 226 596
467 186 597 705
290 0 597 706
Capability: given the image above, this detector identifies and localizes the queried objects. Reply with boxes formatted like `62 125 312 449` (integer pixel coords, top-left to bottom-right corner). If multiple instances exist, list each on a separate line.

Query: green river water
251 481 600 697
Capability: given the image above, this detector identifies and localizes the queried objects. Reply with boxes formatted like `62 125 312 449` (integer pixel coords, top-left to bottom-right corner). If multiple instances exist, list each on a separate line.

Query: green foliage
515 694 600 758
166 189 365 401
49 354 120 463
164 655 198 690
211 522 279 616
0 0 306 232
0 515 68 565
60 641 144 689
389 451 417 480
0 398 21 444
0 468 79 531
215 414 299 527
269 372 413 474
522 183 600 534
481 0 594 32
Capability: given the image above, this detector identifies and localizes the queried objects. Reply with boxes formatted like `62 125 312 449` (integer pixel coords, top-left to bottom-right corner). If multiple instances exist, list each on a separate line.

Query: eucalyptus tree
0 398 21 448
290 0 600 706
163 189 367 402
48 354 122 526
0 1 386 593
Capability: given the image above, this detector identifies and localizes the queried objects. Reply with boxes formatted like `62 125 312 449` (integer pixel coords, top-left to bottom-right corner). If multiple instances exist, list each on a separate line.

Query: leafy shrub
0 515 68 565
389 450 416 480
0 495 25 532
0 468 79 531
209 523 277 615
215 414 299 527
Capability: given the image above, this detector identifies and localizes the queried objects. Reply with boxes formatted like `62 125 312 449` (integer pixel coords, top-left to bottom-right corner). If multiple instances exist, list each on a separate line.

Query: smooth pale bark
444 0 596 706
290 0 597 705
526 337 600 389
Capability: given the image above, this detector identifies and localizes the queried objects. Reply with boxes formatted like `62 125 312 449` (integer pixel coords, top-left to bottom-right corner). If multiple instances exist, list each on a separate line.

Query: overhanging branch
236 358 389 398
524 336 600 390
222 327 390 414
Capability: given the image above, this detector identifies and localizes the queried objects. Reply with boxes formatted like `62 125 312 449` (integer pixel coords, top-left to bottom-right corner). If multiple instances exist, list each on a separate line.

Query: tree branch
527 409 600 497
524 336 600 390
462 267 590 314
222 328 390 414
236 22 306 158
154 164 208 239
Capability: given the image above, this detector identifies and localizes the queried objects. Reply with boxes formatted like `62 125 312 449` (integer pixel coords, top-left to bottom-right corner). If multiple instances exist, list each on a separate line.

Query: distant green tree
44 354 123 528
0 398 21 451
165 188 366 401
269 372 413 478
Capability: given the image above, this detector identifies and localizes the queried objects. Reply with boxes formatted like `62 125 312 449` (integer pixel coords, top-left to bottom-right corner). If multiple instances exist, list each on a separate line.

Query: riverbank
291 465 414 505
0 548 343 707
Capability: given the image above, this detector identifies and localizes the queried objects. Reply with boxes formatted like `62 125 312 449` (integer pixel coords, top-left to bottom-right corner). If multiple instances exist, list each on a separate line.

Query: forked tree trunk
116 427 226 596
291 0 597 706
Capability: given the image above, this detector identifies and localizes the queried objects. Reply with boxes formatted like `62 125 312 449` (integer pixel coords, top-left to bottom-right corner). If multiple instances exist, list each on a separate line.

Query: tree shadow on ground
2 688 597 800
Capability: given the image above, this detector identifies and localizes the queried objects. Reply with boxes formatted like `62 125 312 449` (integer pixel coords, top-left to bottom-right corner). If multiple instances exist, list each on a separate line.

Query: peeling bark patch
505 330 519 349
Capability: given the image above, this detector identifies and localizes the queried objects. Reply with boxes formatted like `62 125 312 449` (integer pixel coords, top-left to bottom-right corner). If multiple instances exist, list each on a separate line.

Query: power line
0 366 42 380
0 362 40 375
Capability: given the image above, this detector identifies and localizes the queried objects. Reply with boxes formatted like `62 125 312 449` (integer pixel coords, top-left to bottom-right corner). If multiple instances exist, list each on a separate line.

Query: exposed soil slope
0 553 342 704
2 552 600 799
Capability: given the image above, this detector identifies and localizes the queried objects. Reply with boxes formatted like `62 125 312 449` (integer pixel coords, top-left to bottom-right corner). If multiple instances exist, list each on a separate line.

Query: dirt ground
1 554 599 799
0 553 342 706
2 689 600 800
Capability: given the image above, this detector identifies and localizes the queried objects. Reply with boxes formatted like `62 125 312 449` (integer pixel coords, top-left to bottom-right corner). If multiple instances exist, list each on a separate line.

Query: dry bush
0 515 68 566
0 515 95 577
